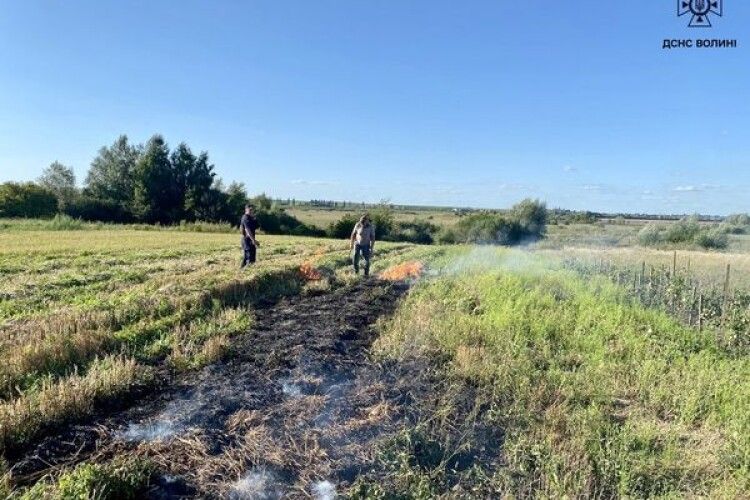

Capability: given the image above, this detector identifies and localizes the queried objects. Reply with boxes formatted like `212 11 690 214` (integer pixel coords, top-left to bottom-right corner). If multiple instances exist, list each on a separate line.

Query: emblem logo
678 0 723 27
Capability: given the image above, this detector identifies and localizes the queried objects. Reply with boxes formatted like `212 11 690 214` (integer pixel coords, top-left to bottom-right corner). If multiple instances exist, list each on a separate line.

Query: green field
370 249 750 497
1 224 749 498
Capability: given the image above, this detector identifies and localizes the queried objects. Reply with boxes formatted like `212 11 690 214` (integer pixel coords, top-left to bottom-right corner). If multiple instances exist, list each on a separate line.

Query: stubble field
1 224 748 498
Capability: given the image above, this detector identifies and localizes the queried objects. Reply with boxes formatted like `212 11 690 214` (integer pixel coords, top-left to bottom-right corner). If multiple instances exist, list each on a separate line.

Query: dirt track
13 278 418 498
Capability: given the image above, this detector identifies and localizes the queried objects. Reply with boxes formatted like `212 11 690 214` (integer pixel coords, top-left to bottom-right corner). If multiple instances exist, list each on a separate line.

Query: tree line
0 133 550 245
0 134 317 233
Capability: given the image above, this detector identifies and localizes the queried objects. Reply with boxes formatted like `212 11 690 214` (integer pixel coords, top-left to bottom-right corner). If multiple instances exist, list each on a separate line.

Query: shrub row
437 199 547 245
637 216 739 249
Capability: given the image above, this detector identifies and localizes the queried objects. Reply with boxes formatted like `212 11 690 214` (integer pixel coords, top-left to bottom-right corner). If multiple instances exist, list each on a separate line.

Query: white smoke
313 480 336 500
120 419 178 442
281 380 302 397
229 468 283 500
441 246 544 277
117 395 203 443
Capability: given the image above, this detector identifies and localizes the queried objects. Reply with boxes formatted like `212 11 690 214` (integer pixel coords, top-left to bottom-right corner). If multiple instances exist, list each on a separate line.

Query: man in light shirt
350 214 375 277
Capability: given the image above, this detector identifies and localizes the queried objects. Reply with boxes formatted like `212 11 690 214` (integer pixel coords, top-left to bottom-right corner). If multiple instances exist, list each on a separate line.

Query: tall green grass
0 216 235 233
373 249 750 497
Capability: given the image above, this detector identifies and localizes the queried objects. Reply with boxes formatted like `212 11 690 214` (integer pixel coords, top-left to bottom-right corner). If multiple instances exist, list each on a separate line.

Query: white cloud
563 165 577 173
672 184 724 194
673 185 700 192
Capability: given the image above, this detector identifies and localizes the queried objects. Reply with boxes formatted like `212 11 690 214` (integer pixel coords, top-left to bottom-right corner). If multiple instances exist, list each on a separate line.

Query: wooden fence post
724 263 731 295
690 285 697 326
722 263 731 327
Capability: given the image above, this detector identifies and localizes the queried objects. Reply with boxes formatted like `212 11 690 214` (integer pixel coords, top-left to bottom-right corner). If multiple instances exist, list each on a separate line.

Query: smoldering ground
9 278 429 498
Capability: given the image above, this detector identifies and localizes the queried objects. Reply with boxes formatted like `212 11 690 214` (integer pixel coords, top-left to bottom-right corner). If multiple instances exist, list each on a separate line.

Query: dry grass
1 227 443 497
540 246 750 287
0 357 151 453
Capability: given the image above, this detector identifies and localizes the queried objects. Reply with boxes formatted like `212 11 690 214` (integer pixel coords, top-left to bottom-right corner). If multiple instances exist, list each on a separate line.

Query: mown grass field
0 226 444 497
1 223 749 498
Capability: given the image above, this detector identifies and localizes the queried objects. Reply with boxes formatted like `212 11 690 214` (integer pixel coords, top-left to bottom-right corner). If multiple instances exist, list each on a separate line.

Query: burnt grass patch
8 276 504 498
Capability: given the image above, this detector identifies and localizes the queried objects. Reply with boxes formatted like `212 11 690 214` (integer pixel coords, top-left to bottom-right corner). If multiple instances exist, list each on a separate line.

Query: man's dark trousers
241 237 256 267
353 243 371 276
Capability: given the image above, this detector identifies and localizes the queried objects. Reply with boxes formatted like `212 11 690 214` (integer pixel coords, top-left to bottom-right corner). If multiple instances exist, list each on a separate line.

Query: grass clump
371 250 750 497
0 357 152 454
168 307 253 370
18 456 154 499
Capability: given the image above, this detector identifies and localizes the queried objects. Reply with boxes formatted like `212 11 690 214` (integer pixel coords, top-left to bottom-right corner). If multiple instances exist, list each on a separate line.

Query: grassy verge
16 456 154 499
365 248 750 497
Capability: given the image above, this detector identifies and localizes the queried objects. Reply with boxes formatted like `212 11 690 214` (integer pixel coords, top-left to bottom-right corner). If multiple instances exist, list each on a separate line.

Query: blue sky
1 1 748 214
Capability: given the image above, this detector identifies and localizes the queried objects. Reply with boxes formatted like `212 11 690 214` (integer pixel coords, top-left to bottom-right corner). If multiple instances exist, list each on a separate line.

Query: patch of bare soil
11 278 426 498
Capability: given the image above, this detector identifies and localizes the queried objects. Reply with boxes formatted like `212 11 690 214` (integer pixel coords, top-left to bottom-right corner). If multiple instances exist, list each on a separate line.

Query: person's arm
370 226 375 251
251 220 260 247
350 224 358 249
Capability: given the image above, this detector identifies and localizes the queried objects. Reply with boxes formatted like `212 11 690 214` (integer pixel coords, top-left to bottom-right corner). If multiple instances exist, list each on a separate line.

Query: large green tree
132 135 177 223
38 161 77 210
226 182 249 219
85 135 141 209
170 143 217 221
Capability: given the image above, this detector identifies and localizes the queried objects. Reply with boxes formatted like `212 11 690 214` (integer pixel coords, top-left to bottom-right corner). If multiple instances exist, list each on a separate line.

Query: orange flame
298 245 329 281
299 261 323 281
379 261 424 281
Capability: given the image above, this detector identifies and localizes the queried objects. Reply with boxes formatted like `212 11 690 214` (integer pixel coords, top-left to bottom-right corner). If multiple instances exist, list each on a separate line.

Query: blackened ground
11 278 429 498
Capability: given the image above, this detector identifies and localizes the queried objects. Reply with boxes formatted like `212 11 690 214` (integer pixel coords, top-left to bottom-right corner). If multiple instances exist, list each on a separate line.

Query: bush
327 214 359 239
389 220 439 244
718 222 746 235
638 223 665 246
64 195 134 223
721 214 750 235
694 227 729 249
437 227 458 244
0 182 57 218
250 192 273 211
453 213 514 244
725 213 750 226
47 214 85 230
664 216 701 243
327 213 439 244
370 206 395 240
446 199 547 246
256 208 325 237
509 198 548 236
639 218 729 250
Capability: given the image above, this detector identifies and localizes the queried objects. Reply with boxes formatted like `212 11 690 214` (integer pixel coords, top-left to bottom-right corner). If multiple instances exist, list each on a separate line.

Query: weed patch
372 252 750 497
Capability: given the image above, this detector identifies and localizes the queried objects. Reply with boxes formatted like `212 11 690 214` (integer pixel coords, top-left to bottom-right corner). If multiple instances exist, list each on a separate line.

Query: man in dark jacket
240 204 260 268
